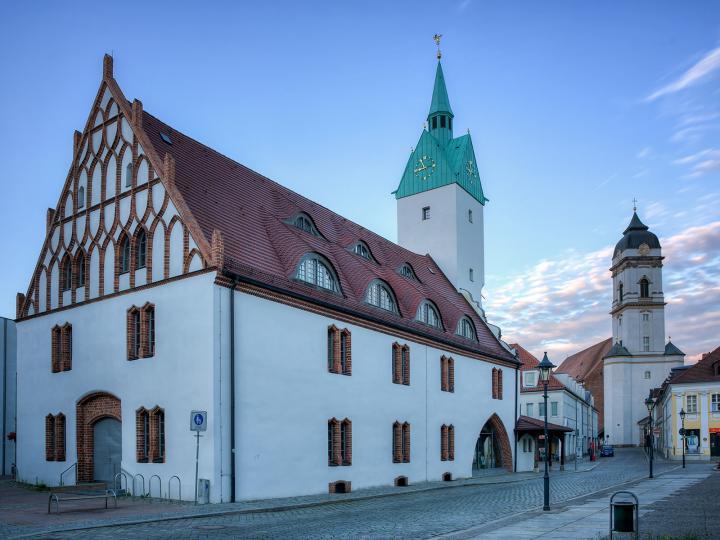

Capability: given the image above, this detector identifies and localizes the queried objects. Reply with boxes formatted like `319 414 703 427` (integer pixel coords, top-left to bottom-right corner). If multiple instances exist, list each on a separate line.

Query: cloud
673 148 720 177
457 0 472 11
647 46 720 102
636 147 652 159
485 221 720 364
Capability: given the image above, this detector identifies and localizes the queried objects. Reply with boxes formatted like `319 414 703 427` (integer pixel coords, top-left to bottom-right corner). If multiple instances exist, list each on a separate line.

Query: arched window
60 256 72 291
125 162 133 187
456 316 477 340
76 251 86 288
351 241 372 261
365 280 398 313
119 235 131 274
393 421 411 463
416 300 442 328
398 263 417 281
640 278 649 298
78 186 85 209
618 282 624 302
135 229 147 270
136 408 150 462
151 407 165 463
295 254 339 292
290 212 320 237
328 418 352 466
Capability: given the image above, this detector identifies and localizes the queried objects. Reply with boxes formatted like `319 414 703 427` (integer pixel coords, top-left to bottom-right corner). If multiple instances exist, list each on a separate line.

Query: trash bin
197 479 210 504
609 491 638 539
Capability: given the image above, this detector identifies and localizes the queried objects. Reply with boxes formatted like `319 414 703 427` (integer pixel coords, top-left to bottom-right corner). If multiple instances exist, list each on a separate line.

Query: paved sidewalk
454 466 713 539
1 460 598 538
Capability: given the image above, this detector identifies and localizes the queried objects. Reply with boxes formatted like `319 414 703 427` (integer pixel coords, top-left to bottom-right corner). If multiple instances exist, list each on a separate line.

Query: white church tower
395 41 487 314
603 210 684 445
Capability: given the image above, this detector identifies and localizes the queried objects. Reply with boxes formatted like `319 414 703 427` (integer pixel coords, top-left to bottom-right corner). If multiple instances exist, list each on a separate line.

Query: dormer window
290 212 321 237
365 280 398 313
398 263 417 281
456 317 477 341
352 242 372 261
295 253 339 293
416 300 442 329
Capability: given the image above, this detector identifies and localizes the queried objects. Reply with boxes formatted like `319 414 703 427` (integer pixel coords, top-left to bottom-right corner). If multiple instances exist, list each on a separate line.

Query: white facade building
1 317 17 476
14 55 519 503
603 212 685 446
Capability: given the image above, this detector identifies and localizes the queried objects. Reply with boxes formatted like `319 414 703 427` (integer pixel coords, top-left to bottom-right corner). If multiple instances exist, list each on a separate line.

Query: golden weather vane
433 34 442 59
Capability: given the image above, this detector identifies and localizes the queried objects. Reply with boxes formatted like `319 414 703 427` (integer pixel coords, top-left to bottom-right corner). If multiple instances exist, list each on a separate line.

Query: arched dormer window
125 162 133 187
295 253 340 292
365 280 398 313
618 282 624 302
640 278 649 298
77 186 85 209
135 229 147 270
76 251 86 288
119 235 131 274
290 212 320 237
456 316 477 340
416 300 442 329
351 241 373 261
398 263 418 281
60 256 72 291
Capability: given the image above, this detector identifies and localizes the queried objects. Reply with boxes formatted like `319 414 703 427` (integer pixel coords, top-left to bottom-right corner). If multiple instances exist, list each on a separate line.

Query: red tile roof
515 415 573 433
666 346 720 385
140 111 515 363
511 343 565 392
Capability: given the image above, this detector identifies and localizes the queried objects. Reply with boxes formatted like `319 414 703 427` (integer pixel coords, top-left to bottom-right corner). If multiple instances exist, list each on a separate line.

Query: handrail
167 475 181 502
59 462 77 487
148 474 162 499
133 473 145 498
113 471 129 494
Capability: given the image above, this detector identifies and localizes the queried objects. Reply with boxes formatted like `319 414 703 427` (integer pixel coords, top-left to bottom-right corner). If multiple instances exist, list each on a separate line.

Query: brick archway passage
76 392 121 483
482 413 513 472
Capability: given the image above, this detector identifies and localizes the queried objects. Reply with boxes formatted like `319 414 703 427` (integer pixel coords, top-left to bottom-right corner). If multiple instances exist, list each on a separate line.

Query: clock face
413 155 436 180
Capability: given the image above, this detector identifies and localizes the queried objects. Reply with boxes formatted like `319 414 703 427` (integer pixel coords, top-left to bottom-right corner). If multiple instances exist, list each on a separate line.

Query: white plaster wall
397 184 485 308
1 318 17 476
152 226 165 280
233 292 516 500
169 224 183 277
15 273 216 500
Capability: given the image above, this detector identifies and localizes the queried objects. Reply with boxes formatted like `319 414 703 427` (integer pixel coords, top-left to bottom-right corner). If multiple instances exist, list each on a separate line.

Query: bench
48 489 118 514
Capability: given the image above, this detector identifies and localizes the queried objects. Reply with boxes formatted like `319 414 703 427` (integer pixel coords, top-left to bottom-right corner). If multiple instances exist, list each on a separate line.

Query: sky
0 1 718 363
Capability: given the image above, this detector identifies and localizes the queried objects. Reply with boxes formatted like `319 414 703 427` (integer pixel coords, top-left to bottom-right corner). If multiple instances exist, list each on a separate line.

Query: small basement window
422 207 430 220
394 476 409 487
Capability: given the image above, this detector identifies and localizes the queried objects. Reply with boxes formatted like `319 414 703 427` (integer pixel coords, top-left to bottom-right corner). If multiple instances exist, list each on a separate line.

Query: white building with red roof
13 54 519 502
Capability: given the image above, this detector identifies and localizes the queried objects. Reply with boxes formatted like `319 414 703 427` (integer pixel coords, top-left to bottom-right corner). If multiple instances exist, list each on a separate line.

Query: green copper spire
428 61 454 118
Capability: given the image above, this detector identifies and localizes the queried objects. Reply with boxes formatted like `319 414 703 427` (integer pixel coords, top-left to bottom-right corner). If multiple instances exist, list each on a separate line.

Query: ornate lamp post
679 408 686 469
644 395 655 479
538 352 555 512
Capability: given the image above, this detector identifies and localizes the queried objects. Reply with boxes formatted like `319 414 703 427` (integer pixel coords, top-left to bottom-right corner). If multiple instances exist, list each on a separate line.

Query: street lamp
644 394 655 479
679 408 686 469
538 351 555 512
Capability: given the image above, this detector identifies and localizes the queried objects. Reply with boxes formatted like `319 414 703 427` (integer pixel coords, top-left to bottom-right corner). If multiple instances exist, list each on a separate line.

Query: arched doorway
473 413 513 473
76 392 121 483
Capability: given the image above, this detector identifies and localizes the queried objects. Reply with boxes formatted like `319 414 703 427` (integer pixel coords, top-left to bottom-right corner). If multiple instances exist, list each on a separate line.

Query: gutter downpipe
2 318 7 476
514 364 518 473
229 277 238 503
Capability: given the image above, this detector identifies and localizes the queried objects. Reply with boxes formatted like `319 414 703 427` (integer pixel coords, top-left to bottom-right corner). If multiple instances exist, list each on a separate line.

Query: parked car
600 445 615 457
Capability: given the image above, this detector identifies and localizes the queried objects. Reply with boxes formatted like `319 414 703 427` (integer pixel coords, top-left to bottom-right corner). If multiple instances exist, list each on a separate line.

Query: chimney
103 54 113 79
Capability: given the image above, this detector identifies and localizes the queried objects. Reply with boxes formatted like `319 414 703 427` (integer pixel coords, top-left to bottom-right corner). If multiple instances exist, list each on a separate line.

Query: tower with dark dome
603 210 684 446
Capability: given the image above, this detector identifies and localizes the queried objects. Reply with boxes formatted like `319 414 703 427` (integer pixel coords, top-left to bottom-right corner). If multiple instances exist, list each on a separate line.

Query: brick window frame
328 417 352 466
51 326 61 372
117 233 131 275
136 407 150 462
151 406 165 463
492 368 498 399
448 424 455 461
75 250 87 289
45 413 66 461
327 325 351 375
393 421 410 463
60 254 73 292
61 323 72 371
128 307 141 359
127 304 156 360
441 356 454 392
441 424 448 461
392 343 410 385
497 369 503 400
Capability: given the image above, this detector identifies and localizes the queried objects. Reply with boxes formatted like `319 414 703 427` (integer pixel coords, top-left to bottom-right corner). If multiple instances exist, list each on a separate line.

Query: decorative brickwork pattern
448 424 455 461
492 367 498 399
328 417 351 466
150 406 165 463
393 421 410 463
127 303 155 360
440 424 448 461
136 407 149 462
441 356 454 392
483 413 513 472
55 413 66 461
45 414 55 461
61 324 72 371
51 326 61 373
497 369 503 399
76 392 121 483
448 357 454 392
392 343 411 385
327 326 351 375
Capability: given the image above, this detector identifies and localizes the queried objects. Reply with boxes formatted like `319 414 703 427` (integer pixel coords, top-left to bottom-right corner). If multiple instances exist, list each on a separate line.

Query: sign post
190 410 207 504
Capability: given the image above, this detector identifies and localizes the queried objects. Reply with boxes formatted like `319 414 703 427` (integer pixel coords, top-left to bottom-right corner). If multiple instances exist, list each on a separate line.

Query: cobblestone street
0 448 686 539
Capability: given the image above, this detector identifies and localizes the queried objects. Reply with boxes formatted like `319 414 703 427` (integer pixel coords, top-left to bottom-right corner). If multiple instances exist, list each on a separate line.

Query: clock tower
394 51 487 314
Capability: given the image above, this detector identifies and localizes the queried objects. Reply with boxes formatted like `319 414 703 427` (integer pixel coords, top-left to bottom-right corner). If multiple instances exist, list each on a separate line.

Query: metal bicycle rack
133 473 146 498
113 471 129 495
167 475 182 503
148 474 162 499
